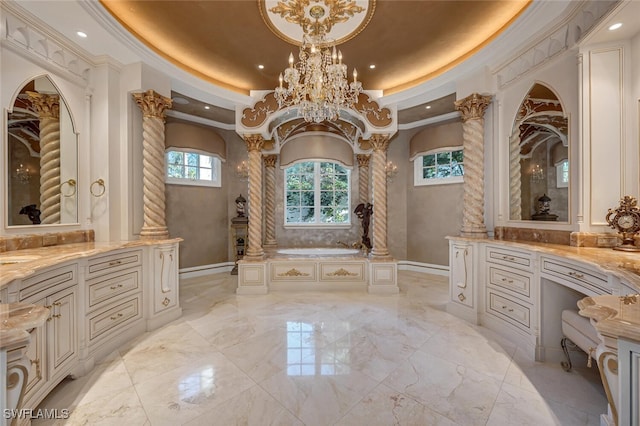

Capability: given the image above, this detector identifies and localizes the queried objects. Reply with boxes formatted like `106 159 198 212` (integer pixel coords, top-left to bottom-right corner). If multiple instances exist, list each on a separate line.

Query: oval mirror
6 76 78 226
509 83 569 222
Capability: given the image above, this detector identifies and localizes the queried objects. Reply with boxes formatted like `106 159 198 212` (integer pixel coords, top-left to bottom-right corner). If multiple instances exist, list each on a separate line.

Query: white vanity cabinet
618 338 640 426
483 245 537 350
146 242 181 329
448 241 478 323
17 263 79 409
84 249 144 360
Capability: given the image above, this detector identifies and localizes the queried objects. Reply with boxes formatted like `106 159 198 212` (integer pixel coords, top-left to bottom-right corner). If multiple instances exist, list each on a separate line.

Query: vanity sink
0 254 41 265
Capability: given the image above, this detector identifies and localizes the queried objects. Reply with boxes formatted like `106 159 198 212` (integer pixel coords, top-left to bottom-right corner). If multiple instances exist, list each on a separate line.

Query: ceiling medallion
259 0 375 46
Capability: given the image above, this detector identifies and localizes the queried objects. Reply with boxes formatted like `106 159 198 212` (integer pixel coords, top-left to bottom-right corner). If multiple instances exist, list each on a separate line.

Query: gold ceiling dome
259 0 376 46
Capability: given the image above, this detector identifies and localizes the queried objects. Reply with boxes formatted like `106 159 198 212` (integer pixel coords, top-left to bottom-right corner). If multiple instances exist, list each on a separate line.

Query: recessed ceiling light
369 64 376 69
76 31 87 38
608 22 622 31
425 105 431 109
204 105 211 110
258 64 265 69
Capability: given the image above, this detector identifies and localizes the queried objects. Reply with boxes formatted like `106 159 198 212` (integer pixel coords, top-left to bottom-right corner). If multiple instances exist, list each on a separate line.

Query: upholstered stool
561 309 599 371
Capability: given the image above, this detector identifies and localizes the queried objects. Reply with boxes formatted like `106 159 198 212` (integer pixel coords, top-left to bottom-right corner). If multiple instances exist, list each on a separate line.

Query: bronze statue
354 202 373 249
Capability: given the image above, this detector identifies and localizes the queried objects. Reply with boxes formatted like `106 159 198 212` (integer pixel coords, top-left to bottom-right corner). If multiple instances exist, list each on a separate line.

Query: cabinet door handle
162 297 171 306
508 308 514 312
568 271 584 279
52 302 61 306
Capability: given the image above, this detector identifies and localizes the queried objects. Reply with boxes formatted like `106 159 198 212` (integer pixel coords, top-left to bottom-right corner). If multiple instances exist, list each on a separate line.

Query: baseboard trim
397 260 449 276
179 262 235 279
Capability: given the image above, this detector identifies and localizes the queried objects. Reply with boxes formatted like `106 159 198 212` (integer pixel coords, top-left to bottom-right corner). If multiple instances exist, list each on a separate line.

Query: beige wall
406 121 464 266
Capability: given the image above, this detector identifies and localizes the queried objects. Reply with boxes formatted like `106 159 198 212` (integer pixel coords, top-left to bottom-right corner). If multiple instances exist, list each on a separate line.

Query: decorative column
356 154 370 204
508 123 523 220
263 154 278 248
132 90 172 240
27 92 60 224
454 93 492 238
244 135 265 259
369 134 391 258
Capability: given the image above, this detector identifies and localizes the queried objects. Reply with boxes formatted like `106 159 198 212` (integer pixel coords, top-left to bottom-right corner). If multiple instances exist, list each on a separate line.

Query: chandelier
275 31 363 123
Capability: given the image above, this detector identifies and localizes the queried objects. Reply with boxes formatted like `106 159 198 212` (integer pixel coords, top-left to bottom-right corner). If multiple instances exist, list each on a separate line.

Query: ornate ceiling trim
259 0 375 46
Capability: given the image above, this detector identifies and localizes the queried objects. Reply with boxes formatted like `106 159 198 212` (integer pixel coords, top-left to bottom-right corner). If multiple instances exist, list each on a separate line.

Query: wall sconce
15 163 31 184
530 163 545 183
385 161 398 181
236 160 249 180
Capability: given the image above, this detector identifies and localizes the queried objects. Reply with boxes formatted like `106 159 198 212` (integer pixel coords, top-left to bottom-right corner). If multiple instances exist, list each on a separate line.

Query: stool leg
561 337 572 372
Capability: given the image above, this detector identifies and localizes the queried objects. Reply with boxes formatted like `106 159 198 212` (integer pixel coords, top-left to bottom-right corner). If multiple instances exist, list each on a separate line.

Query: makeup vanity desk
447 236 640 426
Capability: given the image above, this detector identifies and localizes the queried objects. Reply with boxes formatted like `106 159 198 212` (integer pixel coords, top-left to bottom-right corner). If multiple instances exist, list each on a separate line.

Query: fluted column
454 93 492 238
356 154 371 204
263 154 278 248
28 92 60 224
509 123 523 220
132 90 172 240
244 135 265 259
369 135 391 259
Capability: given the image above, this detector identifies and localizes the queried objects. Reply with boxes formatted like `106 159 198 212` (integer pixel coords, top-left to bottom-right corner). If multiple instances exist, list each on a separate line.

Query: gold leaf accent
269 0 365 37
278 268 310 277
241 92 279 128
353 93 393 127
327 267 358 277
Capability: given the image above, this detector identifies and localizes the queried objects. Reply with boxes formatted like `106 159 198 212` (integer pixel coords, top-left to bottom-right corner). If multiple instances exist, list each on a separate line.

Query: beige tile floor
34 271 606 425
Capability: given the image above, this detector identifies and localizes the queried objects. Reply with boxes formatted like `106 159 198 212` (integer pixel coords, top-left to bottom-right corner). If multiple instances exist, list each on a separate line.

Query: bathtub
276 248 361 256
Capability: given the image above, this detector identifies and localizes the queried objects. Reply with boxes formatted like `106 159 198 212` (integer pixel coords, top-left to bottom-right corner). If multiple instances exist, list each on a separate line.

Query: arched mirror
509 83 568 222
6 75 78 226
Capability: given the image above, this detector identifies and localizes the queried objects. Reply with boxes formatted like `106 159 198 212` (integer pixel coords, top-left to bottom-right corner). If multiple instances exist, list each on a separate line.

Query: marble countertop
578 294 640 342
0 238 182 288
0 303 50 350
447 236 640 290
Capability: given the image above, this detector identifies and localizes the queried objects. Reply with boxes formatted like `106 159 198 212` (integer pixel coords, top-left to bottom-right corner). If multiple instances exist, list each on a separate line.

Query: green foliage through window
285 161 350 225
166 149 220 187
415 148 464 186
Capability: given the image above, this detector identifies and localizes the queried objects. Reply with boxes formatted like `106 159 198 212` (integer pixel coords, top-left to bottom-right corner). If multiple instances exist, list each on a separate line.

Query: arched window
284 161 350 225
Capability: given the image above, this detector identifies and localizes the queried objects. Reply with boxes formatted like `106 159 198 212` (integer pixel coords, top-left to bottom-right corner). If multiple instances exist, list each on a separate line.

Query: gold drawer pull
501 278 514 284
109 260 122 266
457 293 466 302
110 313 124 321
52 314 61 318
52 302 61 306
162 297 171 306
502 255 516 261
568 271 584 279
110 284 124 290
501 305 515 313
508 308 514 312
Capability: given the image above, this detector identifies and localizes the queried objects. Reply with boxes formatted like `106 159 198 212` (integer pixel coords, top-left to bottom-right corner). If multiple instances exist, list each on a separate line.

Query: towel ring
90 179 106 197
60 179 77 197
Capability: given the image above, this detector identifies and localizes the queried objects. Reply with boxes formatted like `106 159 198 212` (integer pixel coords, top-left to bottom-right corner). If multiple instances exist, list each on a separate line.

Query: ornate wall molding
494 0 618 89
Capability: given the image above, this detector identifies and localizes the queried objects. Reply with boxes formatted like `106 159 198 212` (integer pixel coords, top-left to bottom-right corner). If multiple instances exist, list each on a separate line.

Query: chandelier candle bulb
279 73 283 88
288 53 294 68
353 68 358 83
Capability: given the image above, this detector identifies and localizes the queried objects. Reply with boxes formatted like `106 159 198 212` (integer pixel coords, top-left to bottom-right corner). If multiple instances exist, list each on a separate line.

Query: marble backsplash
0 230 95 252
494 227 623 248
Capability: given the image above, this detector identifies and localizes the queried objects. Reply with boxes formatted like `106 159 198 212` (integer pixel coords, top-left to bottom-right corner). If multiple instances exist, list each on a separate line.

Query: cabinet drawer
486 246 533 272
541 257 610 295
20 264 78 300
87 250 142 279
87 268 141 310
487 291 531 330
488 266 531 299
87 296 142 342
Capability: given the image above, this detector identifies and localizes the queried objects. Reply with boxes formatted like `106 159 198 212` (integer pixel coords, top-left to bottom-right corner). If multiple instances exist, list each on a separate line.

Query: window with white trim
284 161 350 226
414 147 464 186
556 159 569 188
165 149 221 187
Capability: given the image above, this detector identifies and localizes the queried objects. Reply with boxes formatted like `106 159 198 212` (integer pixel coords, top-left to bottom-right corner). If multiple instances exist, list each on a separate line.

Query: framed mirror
6 75 78 227
509 83 569 222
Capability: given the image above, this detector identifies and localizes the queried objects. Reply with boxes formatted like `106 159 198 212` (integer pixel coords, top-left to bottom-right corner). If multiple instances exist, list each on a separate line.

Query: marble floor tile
34 271 607 426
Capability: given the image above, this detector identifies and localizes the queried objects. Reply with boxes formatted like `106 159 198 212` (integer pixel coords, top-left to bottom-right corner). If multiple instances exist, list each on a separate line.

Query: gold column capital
132 89 172 120
356 154 370 168
26 92 60 119
263 154 278 168
244 134 265 152
454 93 492 122
369 134 391 152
